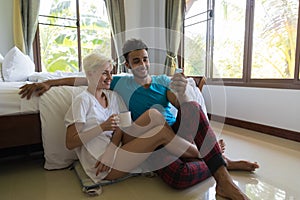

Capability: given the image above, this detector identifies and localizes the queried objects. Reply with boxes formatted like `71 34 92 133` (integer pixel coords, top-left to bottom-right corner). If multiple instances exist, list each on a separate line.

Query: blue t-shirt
110 74 176 125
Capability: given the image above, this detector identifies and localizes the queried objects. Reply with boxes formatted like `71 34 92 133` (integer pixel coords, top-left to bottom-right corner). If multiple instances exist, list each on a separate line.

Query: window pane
213 0 246 78
39 0 79 72
251 0 299 79
79 0 111 58
38 0 111 72
184 0 208 76
39 25 79 72
39 0 76 19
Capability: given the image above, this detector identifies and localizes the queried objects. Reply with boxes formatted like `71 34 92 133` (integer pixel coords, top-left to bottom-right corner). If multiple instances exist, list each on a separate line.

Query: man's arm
167 90 180 109
19 77 88 99
167 73 190 109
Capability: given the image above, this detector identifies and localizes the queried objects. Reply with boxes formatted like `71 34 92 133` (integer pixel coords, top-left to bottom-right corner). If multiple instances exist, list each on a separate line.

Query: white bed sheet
0 82 39 116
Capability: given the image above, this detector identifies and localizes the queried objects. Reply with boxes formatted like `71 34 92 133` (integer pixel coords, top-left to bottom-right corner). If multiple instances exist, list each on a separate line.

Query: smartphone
174 68 183 74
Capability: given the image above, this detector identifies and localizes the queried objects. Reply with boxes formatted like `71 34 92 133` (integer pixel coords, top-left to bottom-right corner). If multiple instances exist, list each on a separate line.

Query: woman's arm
111 128 123 146
66 114 119 150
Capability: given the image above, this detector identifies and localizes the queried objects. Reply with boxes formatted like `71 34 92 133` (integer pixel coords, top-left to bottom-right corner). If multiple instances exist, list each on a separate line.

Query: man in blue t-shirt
109 39 185 126
106 39 256 198
110 72 175 125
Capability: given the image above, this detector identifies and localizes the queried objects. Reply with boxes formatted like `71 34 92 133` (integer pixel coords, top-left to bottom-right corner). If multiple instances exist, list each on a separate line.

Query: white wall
203 85 300 132
0 0 13 55
125 0 166 75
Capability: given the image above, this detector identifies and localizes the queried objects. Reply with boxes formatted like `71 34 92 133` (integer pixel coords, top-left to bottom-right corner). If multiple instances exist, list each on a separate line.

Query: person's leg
103 124 198 180
224 157 259 171
174 101 225 173
121 108 167 144
122 109 199 159
172 102 250 199
214 165 250 199
156 158 211 189
217 140 259 171
153 102 221 189
103 125 171 180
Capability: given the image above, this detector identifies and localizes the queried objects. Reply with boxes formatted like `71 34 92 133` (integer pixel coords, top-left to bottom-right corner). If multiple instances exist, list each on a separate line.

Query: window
213 0 246 79
184 0 300 89
184 0 212 76
251 0 298 79
35 0 111 72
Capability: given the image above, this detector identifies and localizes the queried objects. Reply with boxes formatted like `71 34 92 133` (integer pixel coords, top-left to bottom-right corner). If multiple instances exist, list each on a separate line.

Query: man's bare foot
224 157 259 172
214 166 250 200
218 139 225 154
216 180 250 200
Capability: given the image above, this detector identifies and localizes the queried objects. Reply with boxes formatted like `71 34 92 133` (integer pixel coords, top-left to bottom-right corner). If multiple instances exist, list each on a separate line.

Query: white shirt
65 89 127 182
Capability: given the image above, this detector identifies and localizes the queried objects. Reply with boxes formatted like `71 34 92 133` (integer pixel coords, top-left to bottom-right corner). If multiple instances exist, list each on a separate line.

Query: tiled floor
0 122 299 200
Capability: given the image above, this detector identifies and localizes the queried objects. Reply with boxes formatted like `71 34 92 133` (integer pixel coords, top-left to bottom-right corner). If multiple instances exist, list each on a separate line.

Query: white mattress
0 82 39 116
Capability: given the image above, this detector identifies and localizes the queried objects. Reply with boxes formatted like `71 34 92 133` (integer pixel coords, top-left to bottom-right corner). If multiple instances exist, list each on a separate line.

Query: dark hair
122 39 148 62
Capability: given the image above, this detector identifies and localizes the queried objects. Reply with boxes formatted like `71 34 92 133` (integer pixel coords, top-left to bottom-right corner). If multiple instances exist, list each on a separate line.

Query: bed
0 82 40 149
0 70 86 149
0 74 207 170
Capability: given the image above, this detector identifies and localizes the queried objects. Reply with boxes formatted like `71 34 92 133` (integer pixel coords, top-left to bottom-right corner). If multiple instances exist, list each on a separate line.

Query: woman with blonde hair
64 52 199 183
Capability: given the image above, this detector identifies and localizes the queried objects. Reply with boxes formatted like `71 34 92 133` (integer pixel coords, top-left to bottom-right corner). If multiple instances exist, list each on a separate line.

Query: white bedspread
0 82 39 116
0 71 85 116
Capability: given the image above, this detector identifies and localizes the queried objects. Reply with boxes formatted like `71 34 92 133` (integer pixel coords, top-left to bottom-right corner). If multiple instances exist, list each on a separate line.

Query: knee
182 101 201 110
147 108 165 125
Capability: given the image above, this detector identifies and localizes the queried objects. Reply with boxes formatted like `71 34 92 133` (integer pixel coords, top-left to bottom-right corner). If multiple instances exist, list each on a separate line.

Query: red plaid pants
156 101 225 189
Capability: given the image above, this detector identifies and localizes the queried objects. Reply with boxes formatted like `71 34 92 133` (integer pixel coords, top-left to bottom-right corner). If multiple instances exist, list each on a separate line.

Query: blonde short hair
83 52 113 73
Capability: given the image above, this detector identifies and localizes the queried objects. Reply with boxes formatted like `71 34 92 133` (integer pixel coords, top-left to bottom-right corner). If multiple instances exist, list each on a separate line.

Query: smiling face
125 49 150 79
87 62 113 90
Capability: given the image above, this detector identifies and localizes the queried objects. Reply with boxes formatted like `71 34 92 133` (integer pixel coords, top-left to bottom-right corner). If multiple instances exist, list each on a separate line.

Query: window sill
206 78 300 90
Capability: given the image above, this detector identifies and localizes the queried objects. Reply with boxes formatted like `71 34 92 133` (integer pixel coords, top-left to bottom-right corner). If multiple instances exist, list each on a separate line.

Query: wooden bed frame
0 113 41 149
0 76 206 151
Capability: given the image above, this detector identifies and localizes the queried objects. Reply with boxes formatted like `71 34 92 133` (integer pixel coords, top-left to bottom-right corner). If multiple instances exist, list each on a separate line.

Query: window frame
182 0 300 90
33 0 114 73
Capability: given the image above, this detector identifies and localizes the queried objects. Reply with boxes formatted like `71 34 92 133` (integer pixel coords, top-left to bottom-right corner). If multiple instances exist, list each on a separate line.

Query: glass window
213 0 246 79
184 0 210 76
37 0 111 72
251 0 299 79
79 0 111 58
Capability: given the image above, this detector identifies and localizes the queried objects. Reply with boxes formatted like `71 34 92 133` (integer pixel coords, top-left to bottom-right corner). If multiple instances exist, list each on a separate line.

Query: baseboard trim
208 114 300 142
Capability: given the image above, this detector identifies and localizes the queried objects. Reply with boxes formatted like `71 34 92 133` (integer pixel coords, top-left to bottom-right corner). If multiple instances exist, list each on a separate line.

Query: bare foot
224 157 259 172
218 139 225 154
214 166 250 200
216 180 250 200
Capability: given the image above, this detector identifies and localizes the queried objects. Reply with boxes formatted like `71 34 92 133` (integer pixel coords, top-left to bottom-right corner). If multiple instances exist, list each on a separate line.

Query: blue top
110 74 176 125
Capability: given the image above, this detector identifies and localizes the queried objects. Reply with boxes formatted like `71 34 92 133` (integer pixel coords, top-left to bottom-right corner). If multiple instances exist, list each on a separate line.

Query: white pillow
39 86 86 170
2 46 35 82
186 78 208 120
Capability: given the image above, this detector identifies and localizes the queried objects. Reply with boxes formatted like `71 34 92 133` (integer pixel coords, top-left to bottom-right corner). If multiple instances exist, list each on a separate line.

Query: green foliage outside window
39 0 111 72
